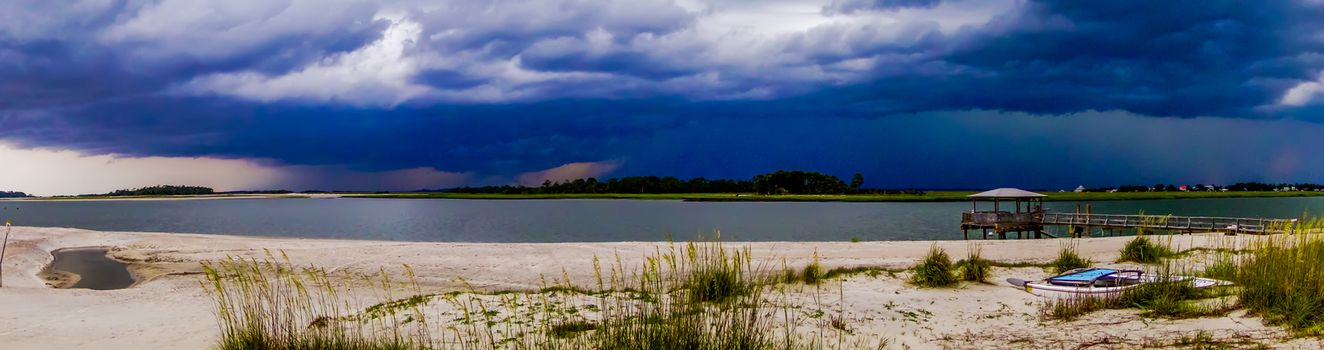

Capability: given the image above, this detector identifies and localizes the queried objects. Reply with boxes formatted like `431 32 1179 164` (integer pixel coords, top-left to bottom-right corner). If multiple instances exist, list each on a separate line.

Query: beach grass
201 240 872 349
956 246 992 283
1050 242 1092 274
909 245 958 288
200 252 429 350
1235 217 1324 335
1117 236 1177 264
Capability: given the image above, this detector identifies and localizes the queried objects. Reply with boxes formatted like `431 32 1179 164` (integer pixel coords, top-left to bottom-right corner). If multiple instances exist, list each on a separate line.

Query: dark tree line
753 170 846 195
446 171 924 195
448 176 757 194
0 191 30 198
107 185 214 196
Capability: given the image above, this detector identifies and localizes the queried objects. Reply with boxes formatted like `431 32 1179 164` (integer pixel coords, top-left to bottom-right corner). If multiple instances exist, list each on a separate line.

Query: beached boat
1006 268 1227 299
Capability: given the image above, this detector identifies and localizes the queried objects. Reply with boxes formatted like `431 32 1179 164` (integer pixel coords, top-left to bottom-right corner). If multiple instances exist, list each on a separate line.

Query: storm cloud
3 0 1324 193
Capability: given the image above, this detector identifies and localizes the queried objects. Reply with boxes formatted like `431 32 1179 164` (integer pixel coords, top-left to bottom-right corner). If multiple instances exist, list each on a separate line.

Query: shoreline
0 227 1319 349
8 190 1324 202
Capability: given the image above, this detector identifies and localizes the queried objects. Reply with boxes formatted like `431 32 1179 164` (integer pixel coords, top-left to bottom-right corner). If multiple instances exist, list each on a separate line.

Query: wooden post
0 221 10 288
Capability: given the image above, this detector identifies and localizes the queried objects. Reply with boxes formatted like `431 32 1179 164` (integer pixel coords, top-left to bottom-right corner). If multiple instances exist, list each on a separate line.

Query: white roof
968 188 1046 198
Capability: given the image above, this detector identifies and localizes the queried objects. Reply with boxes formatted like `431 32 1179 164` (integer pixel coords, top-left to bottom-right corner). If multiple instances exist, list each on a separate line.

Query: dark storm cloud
818 0 1324 118
5 0 1324 188
0 0 386 109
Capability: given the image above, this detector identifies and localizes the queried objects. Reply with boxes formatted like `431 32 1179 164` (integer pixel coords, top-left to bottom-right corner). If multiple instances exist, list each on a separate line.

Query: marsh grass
1050 242 1091 274
909 245 957 288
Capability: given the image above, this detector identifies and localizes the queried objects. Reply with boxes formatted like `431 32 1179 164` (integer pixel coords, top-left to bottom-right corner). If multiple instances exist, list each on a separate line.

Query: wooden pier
960 188 1299 239
1040 212 1297 235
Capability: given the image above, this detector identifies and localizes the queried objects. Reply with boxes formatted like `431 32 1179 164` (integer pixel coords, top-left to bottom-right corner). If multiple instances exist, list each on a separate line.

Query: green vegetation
0 191 30 198
108 185 214 196
800 252 824 285
201 254 428 350
751 170 849 195
1050 243 1092 274
1118 236 1177 264
442 170 913 196
1236 218 1324 335
682 242 754 302
201 241 871 350
909 245 958 288
956 246 992 283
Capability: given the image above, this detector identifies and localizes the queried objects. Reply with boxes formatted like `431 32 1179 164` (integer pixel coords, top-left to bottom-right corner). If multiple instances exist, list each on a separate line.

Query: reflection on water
1 197 1320 242
43 247 135 290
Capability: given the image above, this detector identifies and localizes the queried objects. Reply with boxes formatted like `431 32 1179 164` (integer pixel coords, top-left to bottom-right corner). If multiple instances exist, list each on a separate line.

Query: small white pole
0 221 10 288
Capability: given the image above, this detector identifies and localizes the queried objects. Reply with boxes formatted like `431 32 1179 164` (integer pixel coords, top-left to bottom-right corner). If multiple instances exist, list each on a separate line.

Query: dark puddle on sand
42 247 136 290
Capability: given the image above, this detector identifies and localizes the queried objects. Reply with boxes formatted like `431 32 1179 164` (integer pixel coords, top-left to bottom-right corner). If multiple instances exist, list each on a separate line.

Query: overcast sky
4 0 1324 195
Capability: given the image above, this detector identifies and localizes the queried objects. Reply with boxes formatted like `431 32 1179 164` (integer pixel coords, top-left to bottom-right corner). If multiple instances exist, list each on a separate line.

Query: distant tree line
0 191 30 198
218 190 295 195
1082 182 1324 192
445 171 925 195
107 185 214 196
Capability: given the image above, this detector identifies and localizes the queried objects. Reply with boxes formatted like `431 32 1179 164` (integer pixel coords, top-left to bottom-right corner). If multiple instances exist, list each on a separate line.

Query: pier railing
1039 212 1297 234
962 211 1041 225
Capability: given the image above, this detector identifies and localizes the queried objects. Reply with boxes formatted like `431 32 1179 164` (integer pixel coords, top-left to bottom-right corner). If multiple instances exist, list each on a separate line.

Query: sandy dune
0 226 1319 349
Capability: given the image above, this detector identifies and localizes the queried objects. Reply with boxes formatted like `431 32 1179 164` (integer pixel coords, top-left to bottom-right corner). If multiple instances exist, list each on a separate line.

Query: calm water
45 248 135 290
1 197 1321 242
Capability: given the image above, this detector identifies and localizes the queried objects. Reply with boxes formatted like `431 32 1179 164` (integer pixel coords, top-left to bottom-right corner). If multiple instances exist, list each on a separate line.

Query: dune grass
909 245 958 288
201 240 877 349
955 246 992 283
1050 242 1092 274
1236 217 1324 335
1118 236 1177 264
201 252 429 350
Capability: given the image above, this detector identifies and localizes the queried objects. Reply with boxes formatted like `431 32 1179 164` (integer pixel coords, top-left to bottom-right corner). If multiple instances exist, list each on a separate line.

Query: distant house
1073 185 1085 193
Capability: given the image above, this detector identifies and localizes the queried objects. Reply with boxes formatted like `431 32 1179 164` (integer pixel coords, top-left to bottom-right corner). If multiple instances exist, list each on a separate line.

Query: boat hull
1023 275 1226 299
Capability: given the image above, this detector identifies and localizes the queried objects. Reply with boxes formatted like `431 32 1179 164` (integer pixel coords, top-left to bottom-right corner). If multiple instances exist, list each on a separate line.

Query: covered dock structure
961 188 1049 239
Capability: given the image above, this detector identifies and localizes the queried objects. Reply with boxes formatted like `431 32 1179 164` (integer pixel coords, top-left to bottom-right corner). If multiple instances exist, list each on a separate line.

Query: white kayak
1006 268 1229 299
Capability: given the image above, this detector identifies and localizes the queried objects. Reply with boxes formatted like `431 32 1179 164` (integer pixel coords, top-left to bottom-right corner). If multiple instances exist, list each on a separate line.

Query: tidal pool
42 247 135 290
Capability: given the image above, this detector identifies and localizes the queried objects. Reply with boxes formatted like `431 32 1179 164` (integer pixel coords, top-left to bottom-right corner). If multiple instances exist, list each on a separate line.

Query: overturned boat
1006 268 1228 299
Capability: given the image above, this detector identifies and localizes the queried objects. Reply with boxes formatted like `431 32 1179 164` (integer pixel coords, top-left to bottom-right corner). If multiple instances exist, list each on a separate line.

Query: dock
960 188 1299 239
1040 212 1297 235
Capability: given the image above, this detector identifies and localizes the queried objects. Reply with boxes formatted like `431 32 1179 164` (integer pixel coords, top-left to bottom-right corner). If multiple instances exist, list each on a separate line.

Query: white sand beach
0 226 1319 349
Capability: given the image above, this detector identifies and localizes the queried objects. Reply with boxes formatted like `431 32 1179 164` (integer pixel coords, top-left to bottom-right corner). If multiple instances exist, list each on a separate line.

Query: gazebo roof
968 188 1045 199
